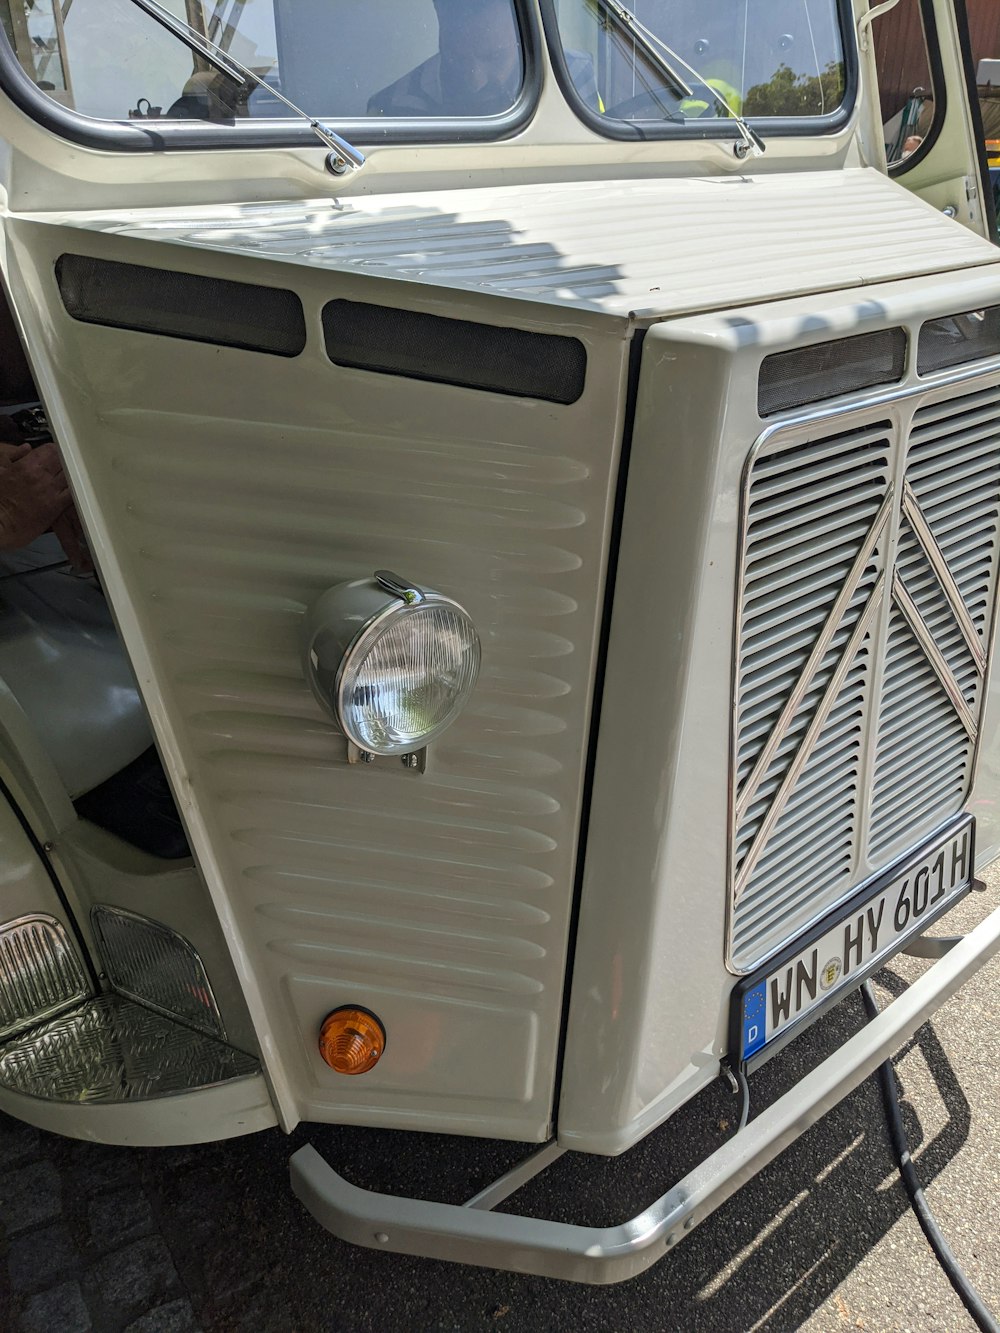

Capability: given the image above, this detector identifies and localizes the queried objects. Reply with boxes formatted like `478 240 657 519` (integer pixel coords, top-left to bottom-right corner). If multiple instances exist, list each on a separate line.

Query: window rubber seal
535 0 859 146
0 0 542 153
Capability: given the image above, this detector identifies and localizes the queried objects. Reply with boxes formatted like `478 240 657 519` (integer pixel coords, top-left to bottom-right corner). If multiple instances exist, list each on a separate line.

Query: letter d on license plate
730 815 975 1070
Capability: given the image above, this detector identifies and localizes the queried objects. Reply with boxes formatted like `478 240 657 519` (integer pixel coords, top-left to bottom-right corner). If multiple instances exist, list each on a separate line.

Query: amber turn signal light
318 1007 386 1075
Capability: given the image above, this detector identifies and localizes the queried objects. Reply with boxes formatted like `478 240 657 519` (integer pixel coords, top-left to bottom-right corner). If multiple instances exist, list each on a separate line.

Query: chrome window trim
726 352 1000 975
536 0 859 145
0 0 542 152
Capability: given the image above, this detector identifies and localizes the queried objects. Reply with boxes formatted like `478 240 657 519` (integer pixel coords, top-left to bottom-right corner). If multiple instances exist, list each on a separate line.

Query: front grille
731 377 1000 973
870 385 1000 863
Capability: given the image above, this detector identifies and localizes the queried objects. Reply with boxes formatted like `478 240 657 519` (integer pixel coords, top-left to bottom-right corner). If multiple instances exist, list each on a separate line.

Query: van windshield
0 0 847 134
550 0 847 128
0 0 527 124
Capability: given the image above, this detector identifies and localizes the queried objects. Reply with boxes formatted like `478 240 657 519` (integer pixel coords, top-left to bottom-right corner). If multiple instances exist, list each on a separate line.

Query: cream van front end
0 0 999 1285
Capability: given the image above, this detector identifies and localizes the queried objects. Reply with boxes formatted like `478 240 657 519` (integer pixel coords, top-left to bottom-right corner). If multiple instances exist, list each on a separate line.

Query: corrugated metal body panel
5 219 628 1136
110 403 616 1133
39 169 998 322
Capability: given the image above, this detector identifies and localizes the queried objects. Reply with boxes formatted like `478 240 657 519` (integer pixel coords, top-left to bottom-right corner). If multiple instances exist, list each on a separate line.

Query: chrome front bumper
290 897 1000 1284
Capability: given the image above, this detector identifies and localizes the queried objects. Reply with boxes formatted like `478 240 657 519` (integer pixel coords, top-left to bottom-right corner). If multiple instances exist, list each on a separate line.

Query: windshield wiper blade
600 0 766 158
126 0 246 86
122 0 365 173
594 0 692 102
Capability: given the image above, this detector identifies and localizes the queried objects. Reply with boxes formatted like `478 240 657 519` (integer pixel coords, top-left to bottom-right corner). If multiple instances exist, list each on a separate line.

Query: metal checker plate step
0 993 258 1103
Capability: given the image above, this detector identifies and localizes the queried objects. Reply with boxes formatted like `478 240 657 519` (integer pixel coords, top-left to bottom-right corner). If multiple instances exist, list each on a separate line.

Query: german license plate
731 815 975 1070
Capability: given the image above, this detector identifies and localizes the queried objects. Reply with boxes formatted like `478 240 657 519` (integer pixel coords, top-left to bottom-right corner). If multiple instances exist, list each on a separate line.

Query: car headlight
304 571 481 757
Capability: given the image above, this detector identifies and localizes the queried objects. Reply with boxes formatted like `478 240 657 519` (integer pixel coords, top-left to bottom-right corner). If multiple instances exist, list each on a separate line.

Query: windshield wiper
598 0 766 159
594 0 692 104
123 0 365 174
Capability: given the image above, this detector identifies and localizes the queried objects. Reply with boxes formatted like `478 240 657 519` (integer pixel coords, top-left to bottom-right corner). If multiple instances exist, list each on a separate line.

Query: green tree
744 61 845 117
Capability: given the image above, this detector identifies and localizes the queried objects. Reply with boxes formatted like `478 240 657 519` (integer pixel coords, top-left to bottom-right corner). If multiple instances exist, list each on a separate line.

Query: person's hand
0 441 94 572
51 504 94 575
0 442 71 551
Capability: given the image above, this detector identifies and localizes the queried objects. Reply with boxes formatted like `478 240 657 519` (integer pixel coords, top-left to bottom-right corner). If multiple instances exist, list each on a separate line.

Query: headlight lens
339 600 480 755
304 574 481 757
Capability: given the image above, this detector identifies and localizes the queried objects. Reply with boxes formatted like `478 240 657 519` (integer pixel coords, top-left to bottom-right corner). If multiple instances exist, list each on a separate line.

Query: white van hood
22 167 999 323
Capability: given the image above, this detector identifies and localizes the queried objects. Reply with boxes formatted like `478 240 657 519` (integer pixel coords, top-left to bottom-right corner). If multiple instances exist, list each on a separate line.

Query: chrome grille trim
891 572 978 739
735 492 893 827
901 481 987 673
867 381 1000 867
734 576 885 899
730 370 1000 974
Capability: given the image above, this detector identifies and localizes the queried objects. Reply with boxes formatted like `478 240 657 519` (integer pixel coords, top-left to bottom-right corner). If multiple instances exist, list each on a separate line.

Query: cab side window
871 0 937 169
968 9 1000 231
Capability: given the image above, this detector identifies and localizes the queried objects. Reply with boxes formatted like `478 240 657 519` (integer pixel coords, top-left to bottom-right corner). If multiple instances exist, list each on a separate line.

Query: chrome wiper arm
125 0 246 87
593 0 692 102
602 0 766 159
121 0 365 173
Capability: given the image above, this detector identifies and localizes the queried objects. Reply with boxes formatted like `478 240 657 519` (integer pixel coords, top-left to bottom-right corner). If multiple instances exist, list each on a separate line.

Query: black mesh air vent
758 329 907 418
322 299 587 404
918 307 1000 375
56 255 306 357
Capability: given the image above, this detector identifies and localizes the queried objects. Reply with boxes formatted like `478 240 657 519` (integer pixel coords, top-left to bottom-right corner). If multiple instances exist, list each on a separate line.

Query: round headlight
304 571 481 757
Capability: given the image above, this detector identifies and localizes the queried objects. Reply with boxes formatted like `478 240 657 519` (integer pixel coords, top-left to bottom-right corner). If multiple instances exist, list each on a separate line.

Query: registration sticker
731 815 975 1070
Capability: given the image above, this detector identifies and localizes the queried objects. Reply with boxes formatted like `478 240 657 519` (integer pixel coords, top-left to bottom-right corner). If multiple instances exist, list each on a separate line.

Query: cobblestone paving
0 1118 199 1332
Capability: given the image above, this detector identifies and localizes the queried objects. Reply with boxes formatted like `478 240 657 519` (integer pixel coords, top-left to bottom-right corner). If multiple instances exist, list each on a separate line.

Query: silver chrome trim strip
901 480 988 673
745 354 1000 445
735 491 893 825
290 898 1000 1284
734 575 885 899
891 572 979 740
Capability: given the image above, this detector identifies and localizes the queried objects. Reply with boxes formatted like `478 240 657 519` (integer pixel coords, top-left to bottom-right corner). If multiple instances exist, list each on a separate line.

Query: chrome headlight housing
304 571 481 757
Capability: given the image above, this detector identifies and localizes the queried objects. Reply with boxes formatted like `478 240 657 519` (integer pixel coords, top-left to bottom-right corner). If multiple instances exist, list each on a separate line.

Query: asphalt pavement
2 869 1000 1332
